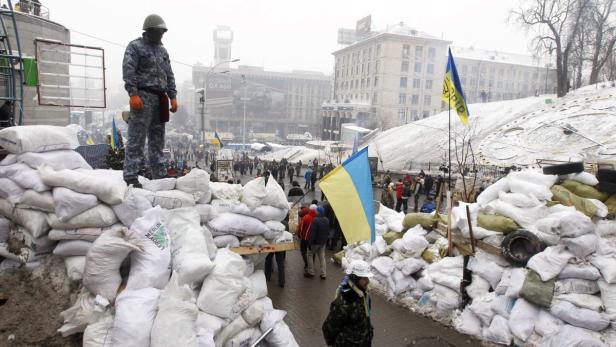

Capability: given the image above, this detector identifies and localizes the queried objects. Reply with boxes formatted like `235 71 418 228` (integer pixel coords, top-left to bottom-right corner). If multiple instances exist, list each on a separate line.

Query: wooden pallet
230 241 298 255
434 221 501 257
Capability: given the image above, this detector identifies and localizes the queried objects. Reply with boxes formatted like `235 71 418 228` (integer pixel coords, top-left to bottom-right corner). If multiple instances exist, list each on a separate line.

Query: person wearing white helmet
322 260 374 347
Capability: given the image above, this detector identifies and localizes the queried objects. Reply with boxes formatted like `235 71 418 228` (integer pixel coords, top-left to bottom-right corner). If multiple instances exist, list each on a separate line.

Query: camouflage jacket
322 280 373 347
122 35 177 99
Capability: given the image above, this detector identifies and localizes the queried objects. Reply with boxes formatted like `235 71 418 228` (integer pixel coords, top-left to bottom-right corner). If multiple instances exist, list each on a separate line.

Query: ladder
0 0 24 126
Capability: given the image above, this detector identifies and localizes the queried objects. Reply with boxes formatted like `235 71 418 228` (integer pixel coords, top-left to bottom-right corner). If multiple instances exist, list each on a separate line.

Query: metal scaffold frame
0 0 25 125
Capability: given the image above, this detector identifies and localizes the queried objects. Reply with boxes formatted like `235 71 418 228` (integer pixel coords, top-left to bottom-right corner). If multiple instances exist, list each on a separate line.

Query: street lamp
241 74 249 152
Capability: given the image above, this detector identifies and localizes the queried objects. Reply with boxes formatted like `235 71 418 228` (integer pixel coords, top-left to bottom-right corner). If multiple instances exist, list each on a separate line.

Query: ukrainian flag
211 131 224 149
110 118 121 150
319 147 375 244
442 48 470 125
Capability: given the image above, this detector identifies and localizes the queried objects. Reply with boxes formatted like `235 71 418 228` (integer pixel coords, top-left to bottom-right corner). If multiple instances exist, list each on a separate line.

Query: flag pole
447 92 453 256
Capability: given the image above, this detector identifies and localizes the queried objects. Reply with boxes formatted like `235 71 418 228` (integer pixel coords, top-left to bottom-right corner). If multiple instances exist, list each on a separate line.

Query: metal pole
243 81 247 151
201 78 206 168
448 94 452 190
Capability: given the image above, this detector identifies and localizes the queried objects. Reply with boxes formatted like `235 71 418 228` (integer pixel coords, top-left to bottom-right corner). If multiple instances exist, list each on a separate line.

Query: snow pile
0 125 298 347
341 168 616 346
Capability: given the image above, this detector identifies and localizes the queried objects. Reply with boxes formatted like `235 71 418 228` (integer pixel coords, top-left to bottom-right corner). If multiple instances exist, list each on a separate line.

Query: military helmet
142 14 167 31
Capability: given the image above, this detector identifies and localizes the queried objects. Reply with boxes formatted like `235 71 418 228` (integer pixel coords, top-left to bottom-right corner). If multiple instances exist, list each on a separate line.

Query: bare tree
588 0 616 84
513 0 591 97
452 124 480 203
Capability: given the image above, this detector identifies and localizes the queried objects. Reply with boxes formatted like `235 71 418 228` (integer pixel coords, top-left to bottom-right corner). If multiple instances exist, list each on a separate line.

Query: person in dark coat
299 205 317 273
306 206 329 279
288 181 304 197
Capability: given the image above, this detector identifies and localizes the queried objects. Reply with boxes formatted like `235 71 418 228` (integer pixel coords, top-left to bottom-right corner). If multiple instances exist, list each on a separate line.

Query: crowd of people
380 171 441 214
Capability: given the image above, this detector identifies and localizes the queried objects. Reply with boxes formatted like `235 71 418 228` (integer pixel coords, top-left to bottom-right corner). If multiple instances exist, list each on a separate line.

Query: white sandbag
0 216 9 243
64 256 86 281
12 207 48 238
468 292 496 326
477 178 509 206
250 205 288 222
0 153 16 165
196 312 226 339
17 190 54 212
392 268 417 295
559 211 594 238
263 178 289 210
598 280 616 320
483 315 512 345
142 178 176 192
491 295 515 318
224 327 261 347
213 235 240 248
555 294 604 312
555 278 600 295
209 182 242 201
201 226 218 259
195 204 214 223
132 188 196 209
559 263 601 281
2 163 49 192
19 150 92 170
265 220 286 232
535 309 564 337
274 231 293 243
371 256 394 277
241 177 267 208
150 275 198 347
489 199 547 229
83 227 140 301
550 300 610 331
112 187 153 227
596 220 616 237
197 249 247 318
505 268 528 298
0 177 25 204
590 255 616 284
53 240 92 257
83 314 114 347
39 166 126 205
48 204 118 229
53 187 99 222
589 199 608 218
562 234 598 259
508 177 553 200
498 191 542 208
467 274 491 300
509 170 558 187
176 168 210 194
392 231 429 258
48 225 120 242
7 225 54 255
430 284 461 317
126 206 171 290
373 236 387 255
467 256 503 289
249 270 268 299
208 212 270 237
0 197 15 219
112 288 161 347
508 298 539 342
540 325 606 347
0 125 78 153
211 199 251 216
197 189 212 204
260 310 299 347
561 172 599 186
165 208 215 286
58 290 110 337
454 308 482 337
240 235 269 247
527 246 573 281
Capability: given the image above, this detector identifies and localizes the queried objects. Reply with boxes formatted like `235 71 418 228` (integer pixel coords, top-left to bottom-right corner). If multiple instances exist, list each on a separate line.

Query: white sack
57 290 110 337
195 204 214 223
505 268 528 298
559 211 594 238
0 177 25 204
498 191 542 208
213 235 240 248
0 154 16 165
53 240 92 256
535 310 563 337
201 226 218 259
112 187 153 227
83 227 140 301
176 168 210 194
112 288 161 347
467 256 503 289
540 325 606 347
39 166 126 205
12 207 48 238
2 163 49 191
150 275 198 347
64 256 86 281
489 199 547 229
211 199 251 216
371 256 394 277
17 190 54 212
0 125 78 153
596 220 616 237
19 149 91 170
527 246 573 281
262 178 289 210
0 216 9 242
249 270 268 299
508 177 553 200
555 278 600 295
590 255 616 284
48 204 118 229
559 263 601 281
240 177 267 208
466 274 491 300
483 315 512 345
476 178 509 206
509 170 558 187
561 172 599 186
142 178 176 192
468 292 496 326
132 188 196 209
260 309 299 347
126 206 171 290
209 182 242 201
550 301 610 331
47 225 120 242
491 295 515 318
208 212 270 236
562 234 598 259
598 280 616 320
554 294 604 312
250 205 288 222
83 314 114 347
53 187 98 222
454 308 482 337
508 298 539 342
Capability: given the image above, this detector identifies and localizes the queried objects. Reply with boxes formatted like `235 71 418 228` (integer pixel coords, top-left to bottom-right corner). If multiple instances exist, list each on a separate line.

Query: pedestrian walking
381 183 395 209
310 167 317 191
396 179 411 213
122 14 177 188
298 204 317 273
295 161 302 177
265 251 286 288
304 166 313 189
424 174 434 197
413 176 425 212
322 260 374 347
306 206 329 279
288 165 295 184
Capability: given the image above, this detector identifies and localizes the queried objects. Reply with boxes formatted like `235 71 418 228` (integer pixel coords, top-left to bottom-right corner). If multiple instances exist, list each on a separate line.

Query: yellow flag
442 48 470 125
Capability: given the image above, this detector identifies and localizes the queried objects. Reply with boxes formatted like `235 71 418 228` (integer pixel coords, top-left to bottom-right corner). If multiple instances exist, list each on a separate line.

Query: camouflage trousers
123 91 167 180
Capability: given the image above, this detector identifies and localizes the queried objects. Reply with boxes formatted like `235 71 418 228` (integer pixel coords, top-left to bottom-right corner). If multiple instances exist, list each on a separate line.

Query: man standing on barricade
122 14 178 187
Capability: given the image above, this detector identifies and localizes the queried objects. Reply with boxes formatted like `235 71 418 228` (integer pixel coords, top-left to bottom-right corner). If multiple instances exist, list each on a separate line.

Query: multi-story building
322 22 451 140
451 46 557 103
192 65 331 140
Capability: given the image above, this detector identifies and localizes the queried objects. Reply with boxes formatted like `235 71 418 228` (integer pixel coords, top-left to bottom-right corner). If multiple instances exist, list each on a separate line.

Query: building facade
192 65 331 141
451 46 557 103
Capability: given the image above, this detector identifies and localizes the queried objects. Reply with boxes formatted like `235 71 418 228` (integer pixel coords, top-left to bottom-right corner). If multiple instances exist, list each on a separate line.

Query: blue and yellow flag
86 137 95 145
211 131 224 149
110 118 121 150
319 147 375 244
442 48 470 125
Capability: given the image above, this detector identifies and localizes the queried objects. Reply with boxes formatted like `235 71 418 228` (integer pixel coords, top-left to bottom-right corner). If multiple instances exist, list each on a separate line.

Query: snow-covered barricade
0 125 298 347
340 167 616 346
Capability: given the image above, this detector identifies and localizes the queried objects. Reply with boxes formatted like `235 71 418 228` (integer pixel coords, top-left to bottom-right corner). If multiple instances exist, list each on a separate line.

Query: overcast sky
44 0 531 97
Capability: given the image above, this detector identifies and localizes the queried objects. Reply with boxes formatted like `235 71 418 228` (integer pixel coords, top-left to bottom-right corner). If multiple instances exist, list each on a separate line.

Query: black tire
597 181 616 194
542 162 585 175
501 230 544 267
597 169 616 184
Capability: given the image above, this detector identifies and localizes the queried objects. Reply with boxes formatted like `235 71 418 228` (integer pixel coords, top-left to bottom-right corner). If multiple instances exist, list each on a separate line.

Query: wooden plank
230 242 298 255
434 222 501 256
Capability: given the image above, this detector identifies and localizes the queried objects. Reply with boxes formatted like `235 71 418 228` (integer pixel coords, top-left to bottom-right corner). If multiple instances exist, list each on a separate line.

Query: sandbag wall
0 125 298 347
342 169 616 346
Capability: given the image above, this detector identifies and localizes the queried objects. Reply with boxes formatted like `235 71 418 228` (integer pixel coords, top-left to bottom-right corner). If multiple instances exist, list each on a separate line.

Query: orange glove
129 95 143 110
170 98 178 113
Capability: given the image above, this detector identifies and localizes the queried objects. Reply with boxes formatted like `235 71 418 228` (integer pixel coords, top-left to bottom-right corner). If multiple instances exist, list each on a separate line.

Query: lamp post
241 74 249 152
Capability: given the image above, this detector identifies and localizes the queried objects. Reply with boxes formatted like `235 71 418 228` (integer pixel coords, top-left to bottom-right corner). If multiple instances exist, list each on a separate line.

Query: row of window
398 108 431 122
458 64 552 82
400 77 434 89
401 61 435 74
399 93 432 106
338 43 438 67
401 45 437 60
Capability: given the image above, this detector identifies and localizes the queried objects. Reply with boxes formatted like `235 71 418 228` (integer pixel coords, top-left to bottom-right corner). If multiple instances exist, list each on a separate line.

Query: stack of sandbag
341 168 616 346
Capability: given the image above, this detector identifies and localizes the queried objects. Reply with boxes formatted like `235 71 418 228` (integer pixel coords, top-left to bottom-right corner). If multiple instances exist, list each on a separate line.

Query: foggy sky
43 0 531 99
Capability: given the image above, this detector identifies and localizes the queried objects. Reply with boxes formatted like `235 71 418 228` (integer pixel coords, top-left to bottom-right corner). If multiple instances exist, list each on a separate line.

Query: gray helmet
142 14 167 31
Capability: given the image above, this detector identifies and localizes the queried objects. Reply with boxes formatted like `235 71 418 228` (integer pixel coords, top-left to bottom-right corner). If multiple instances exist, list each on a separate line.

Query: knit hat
309 204 318 210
